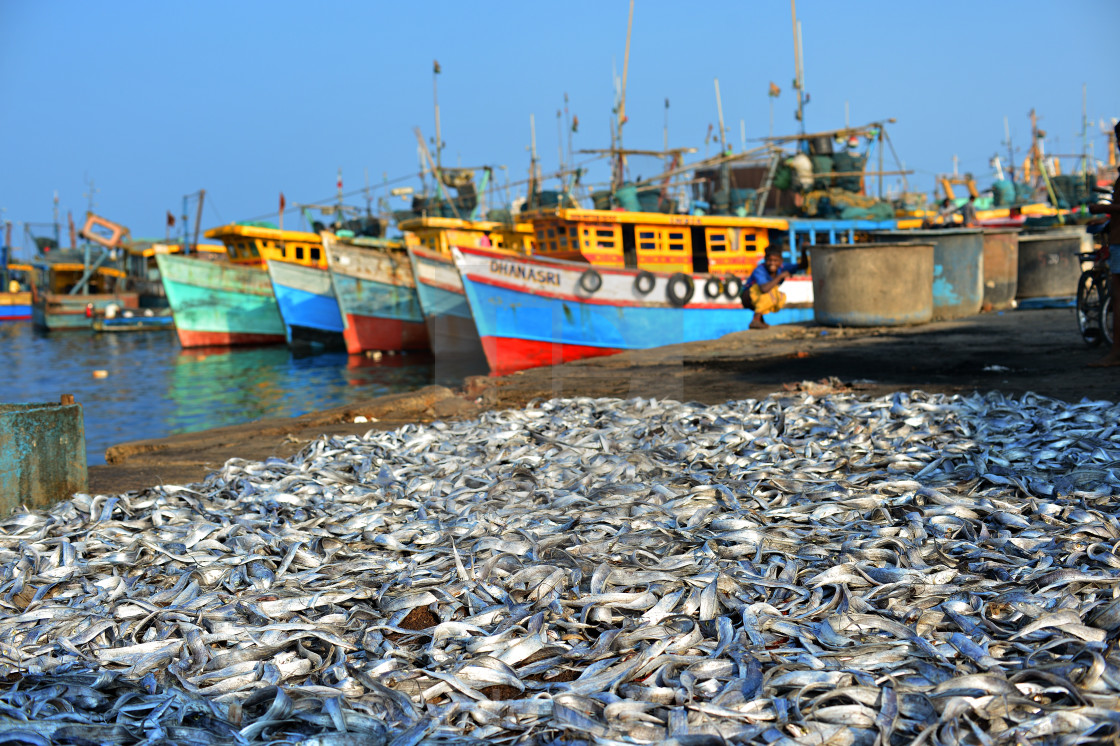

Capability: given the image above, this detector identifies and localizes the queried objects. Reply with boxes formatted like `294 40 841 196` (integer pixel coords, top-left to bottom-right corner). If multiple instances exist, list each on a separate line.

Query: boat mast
52 191 60 249
433 61 443 171
614 0 635 190
193 190 206 253
790 0 804 137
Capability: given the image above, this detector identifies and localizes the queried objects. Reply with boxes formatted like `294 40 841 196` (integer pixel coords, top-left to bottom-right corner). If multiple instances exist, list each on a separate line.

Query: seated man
742 246 807 329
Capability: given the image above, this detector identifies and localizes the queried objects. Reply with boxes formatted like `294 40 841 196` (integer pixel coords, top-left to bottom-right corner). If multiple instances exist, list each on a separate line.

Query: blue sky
2 0 1117 248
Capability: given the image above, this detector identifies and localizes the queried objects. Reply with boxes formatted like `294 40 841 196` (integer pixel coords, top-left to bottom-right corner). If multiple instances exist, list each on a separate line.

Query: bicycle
1078 225 1112 346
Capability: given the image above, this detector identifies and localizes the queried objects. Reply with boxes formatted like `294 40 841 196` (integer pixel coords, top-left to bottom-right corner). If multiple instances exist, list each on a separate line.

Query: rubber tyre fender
703 276 723 300
634 270 655 295
666 273 695 307
723 275 743 300
579 267 603 294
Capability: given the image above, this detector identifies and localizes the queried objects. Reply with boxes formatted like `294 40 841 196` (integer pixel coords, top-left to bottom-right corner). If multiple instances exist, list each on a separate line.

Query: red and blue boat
1 263 33 321
453 208 815 374
324 233 429 354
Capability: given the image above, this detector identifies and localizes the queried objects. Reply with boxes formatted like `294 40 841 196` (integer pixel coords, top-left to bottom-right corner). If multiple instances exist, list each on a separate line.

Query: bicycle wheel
1077 270 1104 346
1102 284 1113 347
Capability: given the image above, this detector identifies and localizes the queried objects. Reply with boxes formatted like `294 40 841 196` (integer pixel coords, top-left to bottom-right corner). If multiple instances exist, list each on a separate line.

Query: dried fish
0 389 1118 744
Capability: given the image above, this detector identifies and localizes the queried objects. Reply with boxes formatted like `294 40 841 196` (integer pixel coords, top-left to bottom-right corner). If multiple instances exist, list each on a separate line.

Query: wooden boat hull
454 246 813 375
156 253 285 348
32 292 140 331
0 292 32 320
266 258 344 349
325 236 429 354
407 245 485 359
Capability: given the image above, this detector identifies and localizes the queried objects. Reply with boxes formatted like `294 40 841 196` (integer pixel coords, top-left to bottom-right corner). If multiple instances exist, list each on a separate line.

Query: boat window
639 231 655 240
550 241 558 252
559 236 568 247
596 229 615 238
279 245 287 258
310 247 321 262
639 242 656 251
295 245 305 260
708 232 728 252
247 242 260 258
669 232 684 240
547 228 555 238
569 227 578 237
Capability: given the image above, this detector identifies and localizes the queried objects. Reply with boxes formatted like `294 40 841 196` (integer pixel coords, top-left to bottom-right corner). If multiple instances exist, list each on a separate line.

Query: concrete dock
93 307 1119 495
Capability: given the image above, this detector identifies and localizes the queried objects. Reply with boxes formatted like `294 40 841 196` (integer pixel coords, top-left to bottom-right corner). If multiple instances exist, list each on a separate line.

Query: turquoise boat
158 223 324 348
157 253 285 347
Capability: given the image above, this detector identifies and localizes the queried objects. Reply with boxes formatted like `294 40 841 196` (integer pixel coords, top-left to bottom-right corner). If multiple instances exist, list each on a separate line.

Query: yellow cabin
202 224 325 268
398 216 535 256
523 208 787 275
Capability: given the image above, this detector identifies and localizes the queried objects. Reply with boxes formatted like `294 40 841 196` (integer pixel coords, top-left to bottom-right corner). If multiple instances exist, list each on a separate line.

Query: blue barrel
871 229 984 321
0 397 87 510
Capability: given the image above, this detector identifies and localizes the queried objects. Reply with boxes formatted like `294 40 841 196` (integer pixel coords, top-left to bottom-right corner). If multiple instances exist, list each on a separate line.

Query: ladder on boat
753 149 781 216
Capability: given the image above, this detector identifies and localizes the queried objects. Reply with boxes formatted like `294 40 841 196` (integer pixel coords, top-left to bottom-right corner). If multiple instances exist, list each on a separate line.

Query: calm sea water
0 322 487 466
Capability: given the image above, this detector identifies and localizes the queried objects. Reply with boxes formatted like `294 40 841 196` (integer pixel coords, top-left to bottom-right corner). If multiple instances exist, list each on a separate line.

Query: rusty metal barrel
0 396 87 511
810 242 934 326
1016 227 1087 301
981 229 1019 310
870 229 984 321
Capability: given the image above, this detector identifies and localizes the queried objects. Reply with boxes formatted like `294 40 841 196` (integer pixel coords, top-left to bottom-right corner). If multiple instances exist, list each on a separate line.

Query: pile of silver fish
1 390 1119 745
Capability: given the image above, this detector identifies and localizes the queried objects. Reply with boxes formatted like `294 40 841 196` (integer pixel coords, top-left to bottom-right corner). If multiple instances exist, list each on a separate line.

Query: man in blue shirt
742 246 807 329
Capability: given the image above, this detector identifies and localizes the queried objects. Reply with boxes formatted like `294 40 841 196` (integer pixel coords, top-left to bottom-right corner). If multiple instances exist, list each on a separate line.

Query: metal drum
1016 228 1087 300
981 229 1019 310
810 243 934 327
870 229 984 321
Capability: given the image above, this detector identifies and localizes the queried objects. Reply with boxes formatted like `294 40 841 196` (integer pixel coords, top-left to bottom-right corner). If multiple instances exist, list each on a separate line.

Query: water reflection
0 322 481 466
165 347 437 436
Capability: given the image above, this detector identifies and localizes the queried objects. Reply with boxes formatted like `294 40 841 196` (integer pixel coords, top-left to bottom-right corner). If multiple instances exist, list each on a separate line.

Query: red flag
279 192 286 213
166 211 175 228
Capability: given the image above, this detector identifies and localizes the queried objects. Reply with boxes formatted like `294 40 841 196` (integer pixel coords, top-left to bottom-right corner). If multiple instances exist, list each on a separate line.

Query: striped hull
454 246 813 375
32 293 140 331
326 236 429 354
0 292 32 320
266 259 344 348
156 253 285 348
407 246 483 359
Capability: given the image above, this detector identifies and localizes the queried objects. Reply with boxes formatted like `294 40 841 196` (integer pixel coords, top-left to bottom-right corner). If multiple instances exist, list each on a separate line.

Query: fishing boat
453 208 815 374
30 251 138 331
0 264 32 321
404 216 534 361
324 233 428 354
0 224 32 320
266 255 345 349
158 223 323 348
